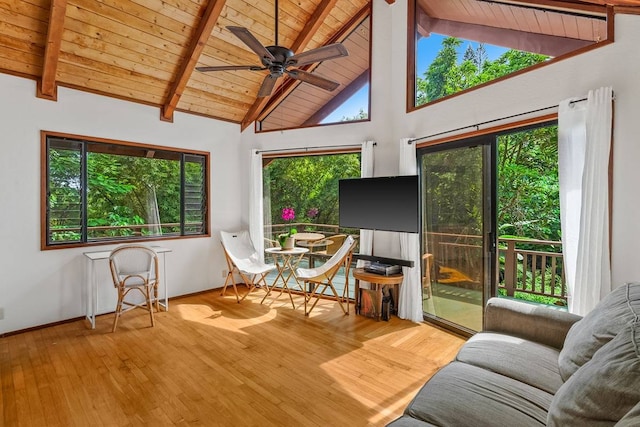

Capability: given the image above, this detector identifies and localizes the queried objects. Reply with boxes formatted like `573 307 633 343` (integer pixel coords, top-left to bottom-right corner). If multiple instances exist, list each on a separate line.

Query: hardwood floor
0 290 465 426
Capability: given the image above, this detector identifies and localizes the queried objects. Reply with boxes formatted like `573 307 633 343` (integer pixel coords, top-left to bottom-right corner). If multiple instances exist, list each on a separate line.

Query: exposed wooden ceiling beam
161 0 226 122
417 13 594 56
573 0 640 6
37 0 67 101
290 0 339 53
240 0 340 131
251 3 371 128
302 69 370 126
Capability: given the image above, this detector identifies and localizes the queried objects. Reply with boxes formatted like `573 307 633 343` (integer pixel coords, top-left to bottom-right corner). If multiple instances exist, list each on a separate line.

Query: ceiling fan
196 0 349 98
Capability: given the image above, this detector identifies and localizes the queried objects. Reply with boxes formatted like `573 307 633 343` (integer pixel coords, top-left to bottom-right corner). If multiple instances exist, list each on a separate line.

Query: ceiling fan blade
196 65 264 72
288 43 348 67
286 69 340 92
258 74 279 98
227 26 275 62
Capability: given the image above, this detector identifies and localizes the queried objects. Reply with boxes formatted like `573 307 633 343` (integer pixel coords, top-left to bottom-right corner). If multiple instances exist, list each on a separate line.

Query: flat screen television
339 175 419 233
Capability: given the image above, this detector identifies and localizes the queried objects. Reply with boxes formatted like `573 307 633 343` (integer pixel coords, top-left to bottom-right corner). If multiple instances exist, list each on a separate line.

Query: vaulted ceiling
0 0 637 131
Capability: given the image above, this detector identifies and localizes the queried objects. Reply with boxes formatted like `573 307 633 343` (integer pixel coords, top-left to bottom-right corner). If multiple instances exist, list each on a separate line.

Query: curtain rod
256 142 375 154
409 97 592 144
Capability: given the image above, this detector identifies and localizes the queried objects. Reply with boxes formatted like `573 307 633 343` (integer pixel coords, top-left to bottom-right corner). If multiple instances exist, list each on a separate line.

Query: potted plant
278 207 297 249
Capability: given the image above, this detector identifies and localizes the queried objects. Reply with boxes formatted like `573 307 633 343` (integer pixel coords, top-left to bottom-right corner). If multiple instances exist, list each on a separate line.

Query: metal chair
109 245 159 332
296 235 357 316
220 230 277 303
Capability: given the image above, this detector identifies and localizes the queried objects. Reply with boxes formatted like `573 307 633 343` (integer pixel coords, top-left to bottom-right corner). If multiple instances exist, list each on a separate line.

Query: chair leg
221 272 241 303
154 282 160 311
238 271 257 302
328 282 348 315
305 283 327 316
145 285 155 327
112 288 124 332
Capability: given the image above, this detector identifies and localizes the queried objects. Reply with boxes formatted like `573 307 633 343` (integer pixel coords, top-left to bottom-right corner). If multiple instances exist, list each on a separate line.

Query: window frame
40 130 210 250
261 147 362 241
406 2 615 113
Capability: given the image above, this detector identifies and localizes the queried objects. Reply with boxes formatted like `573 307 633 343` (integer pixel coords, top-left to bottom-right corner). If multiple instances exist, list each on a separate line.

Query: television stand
353 268 403 321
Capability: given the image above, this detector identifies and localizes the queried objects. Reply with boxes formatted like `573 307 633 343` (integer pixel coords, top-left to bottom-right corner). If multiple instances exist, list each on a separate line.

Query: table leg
355 278 361 315
376 284 383 321
87 259 96 329
162 252 169 311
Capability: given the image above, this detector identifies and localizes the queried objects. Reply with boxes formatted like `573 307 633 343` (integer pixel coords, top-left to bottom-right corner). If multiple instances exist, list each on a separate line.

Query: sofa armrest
484 297 582 350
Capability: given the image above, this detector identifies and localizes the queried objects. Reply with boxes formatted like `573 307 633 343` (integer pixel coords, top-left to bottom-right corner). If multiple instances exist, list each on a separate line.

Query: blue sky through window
321 34 509 124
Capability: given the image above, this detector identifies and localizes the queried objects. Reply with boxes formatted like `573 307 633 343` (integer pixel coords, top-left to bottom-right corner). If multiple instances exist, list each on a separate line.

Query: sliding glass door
419 138 496 333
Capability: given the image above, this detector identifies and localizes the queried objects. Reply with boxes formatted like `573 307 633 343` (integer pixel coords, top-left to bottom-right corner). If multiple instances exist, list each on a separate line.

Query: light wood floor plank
0 290 465 426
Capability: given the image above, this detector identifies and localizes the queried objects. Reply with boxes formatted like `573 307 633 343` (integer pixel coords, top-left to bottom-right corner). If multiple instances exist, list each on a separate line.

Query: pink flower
281 207 295 222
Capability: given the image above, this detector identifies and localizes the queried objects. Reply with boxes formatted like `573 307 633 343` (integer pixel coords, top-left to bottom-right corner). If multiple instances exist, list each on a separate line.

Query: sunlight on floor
174 300 279 334
424 283 483 331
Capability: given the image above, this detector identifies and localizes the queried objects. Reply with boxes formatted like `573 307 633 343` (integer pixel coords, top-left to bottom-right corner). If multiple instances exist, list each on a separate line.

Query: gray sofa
388 283 640 426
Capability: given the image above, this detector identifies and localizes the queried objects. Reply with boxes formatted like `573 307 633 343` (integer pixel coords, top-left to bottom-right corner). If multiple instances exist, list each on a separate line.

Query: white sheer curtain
249 150 265 263
398 138 423 322
558 87 613 315
357 141 375 265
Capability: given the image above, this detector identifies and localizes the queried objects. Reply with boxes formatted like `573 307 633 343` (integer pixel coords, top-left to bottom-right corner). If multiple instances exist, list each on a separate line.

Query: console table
353 268 404 321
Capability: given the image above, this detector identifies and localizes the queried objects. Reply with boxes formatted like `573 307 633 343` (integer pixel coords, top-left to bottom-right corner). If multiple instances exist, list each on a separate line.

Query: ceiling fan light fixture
197 2 349 98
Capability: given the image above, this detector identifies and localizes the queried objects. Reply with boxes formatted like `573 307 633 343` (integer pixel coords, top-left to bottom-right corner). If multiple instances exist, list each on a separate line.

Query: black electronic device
338 175 419 233
364 262 402 276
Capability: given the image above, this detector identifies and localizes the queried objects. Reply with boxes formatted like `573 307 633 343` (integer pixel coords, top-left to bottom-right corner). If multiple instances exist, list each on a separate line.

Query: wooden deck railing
426 232 566 303
499 238 566 302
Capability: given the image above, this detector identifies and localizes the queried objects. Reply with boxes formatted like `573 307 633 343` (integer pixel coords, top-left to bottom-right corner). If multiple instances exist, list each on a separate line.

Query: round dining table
293 232 325 242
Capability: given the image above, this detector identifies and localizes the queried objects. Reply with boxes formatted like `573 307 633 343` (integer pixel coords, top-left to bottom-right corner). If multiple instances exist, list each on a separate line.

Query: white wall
0 75 242 334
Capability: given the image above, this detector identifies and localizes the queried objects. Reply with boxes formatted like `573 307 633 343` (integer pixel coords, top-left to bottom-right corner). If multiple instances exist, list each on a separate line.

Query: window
409 0 611 110
42 131 209 249
262 152 361 238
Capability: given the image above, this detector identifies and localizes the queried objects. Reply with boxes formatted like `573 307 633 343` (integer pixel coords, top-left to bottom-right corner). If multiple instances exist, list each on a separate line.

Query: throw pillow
548 321 640 426
558 282 640 380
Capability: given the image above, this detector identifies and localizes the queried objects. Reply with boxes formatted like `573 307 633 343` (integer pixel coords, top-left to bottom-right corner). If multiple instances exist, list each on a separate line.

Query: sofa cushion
615 401 640 427
559 282 640 380
456 332 563 394
548 322 640 426
404 361 552 427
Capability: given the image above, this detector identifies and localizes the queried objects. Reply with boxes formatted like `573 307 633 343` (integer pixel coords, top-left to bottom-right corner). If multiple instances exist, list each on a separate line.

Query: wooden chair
220 230 276 303
296 235 357 316
422 253 434 300
109 245 159 332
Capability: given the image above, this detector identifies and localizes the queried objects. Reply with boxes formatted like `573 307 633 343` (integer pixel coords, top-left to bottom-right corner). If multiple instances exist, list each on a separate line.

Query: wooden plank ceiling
0 0 636 129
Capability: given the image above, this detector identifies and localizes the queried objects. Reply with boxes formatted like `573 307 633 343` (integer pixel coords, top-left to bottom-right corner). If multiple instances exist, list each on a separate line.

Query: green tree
497 125 560 242
416 37 548 106
264 154 361 230
341 108 368 122
417 37 462 105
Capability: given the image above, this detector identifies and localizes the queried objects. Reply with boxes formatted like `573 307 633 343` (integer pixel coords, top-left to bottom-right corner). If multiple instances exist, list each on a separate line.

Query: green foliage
47 143 205 242
422 145 484 234
416 37 548 106
264 154 361 229
498 125 560 242
340 108 368 122
85 153 181 238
